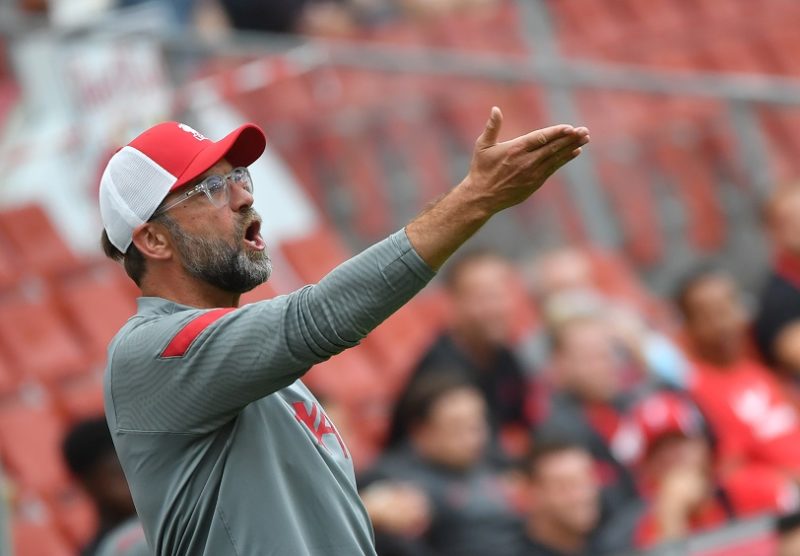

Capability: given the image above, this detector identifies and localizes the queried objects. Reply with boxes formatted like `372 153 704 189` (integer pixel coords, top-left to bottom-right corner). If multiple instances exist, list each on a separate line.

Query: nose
229 178 254 212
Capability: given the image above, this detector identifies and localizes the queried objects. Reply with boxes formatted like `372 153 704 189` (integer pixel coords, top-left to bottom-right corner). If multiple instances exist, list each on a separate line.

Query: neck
528 514 585 554
450 326 495 366
693 344 740 368
141 271 240 308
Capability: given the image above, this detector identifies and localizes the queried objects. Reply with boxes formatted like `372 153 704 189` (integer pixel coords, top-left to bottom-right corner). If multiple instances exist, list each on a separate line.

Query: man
755 182 800 365
519 247 688 389
517 440 601 556
625 392 731 550
676 266 800 514
61 418 142 556
389 250 529 456
535 314 640 518
99 110 589 555
364 372 524 556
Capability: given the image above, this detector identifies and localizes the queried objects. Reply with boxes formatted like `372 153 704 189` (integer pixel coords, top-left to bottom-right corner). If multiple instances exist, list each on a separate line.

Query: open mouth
243 219 266 251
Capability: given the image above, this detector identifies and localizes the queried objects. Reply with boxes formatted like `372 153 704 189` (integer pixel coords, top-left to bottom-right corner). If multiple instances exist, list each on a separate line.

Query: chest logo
292 401 350 459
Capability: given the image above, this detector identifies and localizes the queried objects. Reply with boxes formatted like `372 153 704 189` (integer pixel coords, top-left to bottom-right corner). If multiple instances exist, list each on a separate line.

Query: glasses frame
153 166 252 217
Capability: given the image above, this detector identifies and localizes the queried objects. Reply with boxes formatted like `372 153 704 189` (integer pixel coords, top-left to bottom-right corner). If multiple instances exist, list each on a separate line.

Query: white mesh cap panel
99 146 177 252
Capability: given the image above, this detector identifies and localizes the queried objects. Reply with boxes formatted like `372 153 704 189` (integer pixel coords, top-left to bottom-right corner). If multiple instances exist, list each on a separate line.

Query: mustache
238 208 262 232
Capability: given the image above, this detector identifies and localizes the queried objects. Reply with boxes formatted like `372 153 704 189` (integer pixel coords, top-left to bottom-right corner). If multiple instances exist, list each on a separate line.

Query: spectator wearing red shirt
629 392 731 549
676 266 800 515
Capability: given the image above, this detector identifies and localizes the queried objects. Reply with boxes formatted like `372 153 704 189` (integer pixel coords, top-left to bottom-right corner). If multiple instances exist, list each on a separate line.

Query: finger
539 144 585 179
475 106 504 149
521 125 589 153
513 124 574 152
524 131 588 160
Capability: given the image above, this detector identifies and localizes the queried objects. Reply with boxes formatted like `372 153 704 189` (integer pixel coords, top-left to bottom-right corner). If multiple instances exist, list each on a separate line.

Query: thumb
476 106 503 149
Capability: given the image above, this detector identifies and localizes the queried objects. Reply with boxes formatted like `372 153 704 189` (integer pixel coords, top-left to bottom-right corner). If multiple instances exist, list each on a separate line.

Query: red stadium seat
280 226 351 284
0 286 90 384
596 154 663 266
239 280 279 305
0 395 70 494
651 140 726 252
0 236 18 291
0 204 79 278
12 497 74 556
54 370 105 421
0 349 18 398
49 484 98 549
53 264 137 365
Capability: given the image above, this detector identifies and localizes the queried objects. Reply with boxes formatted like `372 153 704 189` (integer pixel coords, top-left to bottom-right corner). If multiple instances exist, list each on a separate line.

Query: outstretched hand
463 107 590 213
405 107 590 270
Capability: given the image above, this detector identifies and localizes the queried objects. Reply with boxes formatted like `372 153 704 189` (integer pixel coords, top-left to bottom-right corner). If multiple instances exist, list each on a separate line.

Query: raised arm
407 107 589 269
109 109 589 433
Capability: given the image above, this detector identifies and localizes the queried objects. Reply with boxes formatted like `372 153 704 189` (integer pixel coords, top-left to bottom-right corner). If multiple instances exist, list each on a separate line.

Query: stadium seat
0 204 79 278
0 286 90 384
53 264 137 365
280 226 352 284
12 496 74 556
49 483 97 549
239 280 279 305
596 154 663 266
54 370 105 421
0 237 18 292
652 140 726 252
0 350 18 398
361 298 441 394
0 395 71 494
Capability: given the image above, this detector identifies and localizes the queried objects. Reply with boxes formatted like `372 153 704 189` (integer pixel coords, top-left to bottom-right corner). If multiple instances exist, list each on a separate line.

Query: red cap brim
171 123 267 190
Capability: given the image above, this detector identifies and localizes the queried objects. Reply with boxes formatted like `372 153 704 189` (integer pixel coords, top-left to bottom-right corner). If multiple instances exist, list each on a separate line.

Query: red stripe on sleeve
160 308 235 358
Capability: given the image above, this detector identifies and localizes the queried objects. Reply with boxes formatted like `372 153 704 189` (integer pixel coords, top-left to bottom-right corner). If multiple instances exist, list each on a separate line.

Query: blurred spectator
389 250 529 457
516 440 601 556
94 517 149 556
535 314 640 519
364 372 525 556
755 182 800 366
772 319 800 411
360 482 435 556
520 248 688 388
62 418 139 556
676 266 800 515
600 392 733 552
217 0 356 35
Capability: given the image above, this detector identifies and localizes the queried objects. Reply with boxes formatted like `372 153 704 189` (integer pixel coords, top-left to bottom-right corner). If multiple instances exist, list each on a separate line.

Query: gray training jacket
104 229 436 556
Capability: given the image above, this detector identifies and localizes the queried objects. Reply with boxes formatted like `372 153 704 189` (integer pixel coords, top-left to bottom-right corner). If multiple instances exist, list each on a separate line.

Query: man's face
450 257 516 346
644 435 711 481
531 249 594 301
555 319 621 402
771 190 800 255
158 159 272 293
529 449 600 535
413 387 489 470
83 452 136 518
684 275 746 362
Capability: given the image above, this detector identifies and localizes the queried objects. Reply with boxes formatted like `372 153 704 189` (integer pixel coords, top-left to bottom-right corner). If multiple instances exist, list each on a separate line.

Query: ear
131 221 173 261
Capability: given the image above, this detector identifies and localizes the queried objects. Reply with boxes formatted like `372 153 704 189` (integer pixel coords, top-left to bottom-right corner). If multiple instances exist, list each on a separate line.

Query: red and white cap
633 391 705 458
99 121 267 252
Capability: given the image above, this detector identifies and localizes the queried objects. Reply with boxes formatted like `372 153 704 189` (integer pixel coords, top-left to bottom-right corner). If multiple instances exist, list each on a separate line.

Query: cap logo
178 123 208 142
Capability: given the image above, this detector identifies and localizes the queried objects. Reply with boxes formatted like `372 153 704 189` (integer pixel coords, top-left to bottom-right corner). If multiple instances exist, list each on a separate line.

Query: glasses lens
232 168 253 193
205 175 228 207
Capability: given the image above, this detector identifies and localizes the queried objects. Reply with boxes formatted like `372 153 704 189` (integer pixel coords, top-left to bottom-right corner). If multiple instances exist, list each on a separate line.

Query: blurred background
1 0 800 554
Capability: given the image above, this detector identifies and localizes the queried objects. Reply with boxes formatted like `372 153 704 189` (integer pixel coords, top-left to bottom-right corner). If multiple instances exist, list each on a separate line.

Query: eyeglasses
153 167 253 217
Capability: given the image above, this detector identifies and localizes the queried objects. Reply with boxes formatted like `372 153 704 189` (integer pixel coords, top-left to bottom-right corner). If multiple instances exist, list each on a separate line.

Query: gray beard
162 214 272 294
